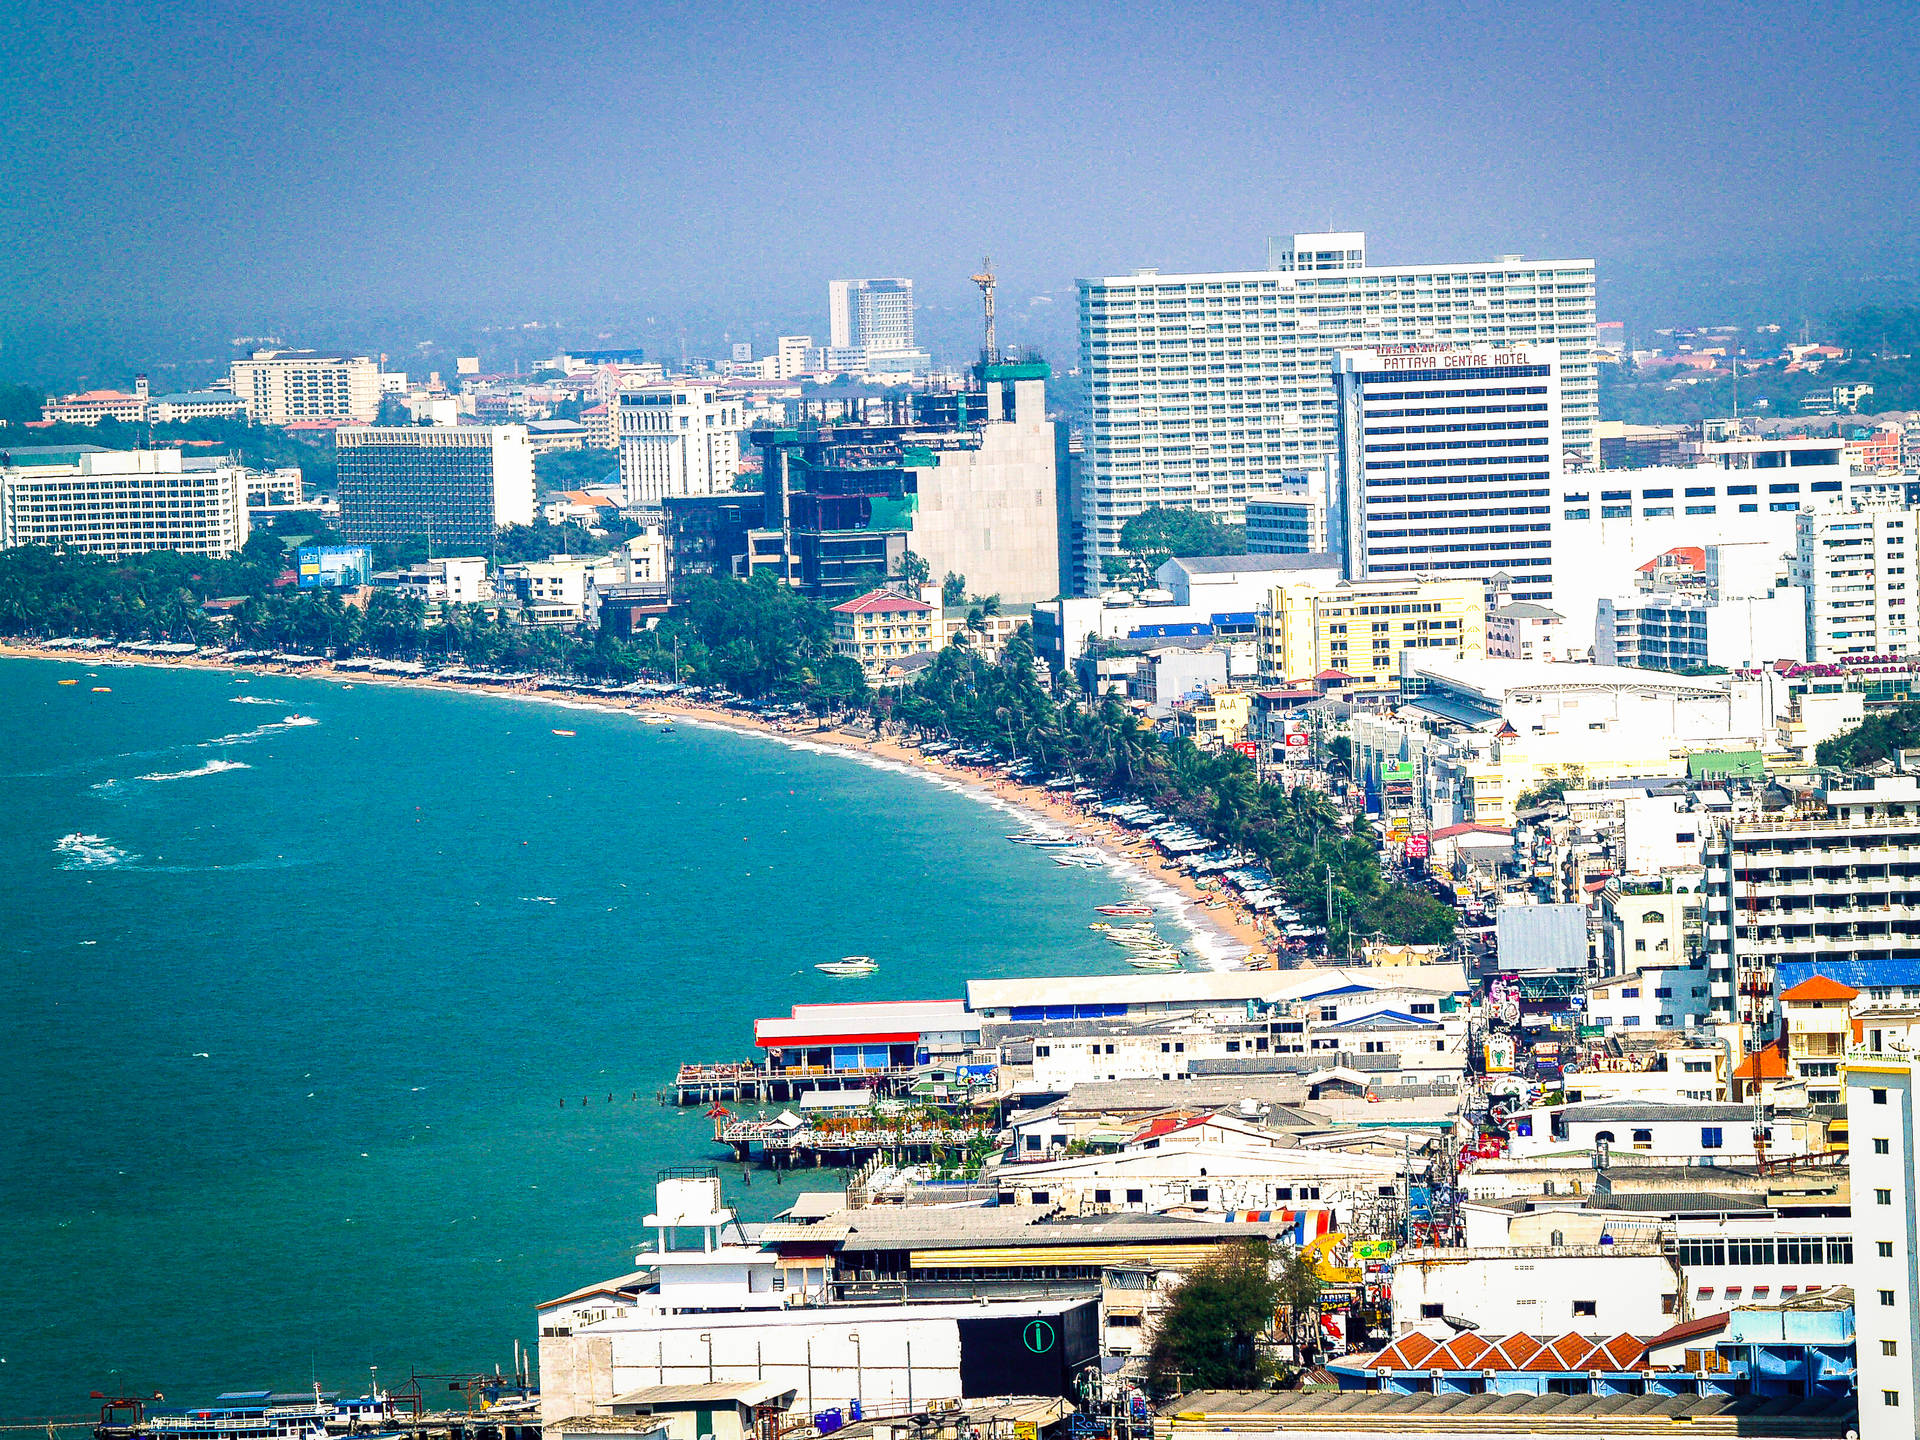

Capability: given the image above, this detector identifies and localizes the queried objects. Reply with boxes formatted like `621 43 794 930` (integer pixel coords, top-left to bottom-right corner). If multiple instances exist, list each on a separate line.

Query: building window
1094 1189 1111 1204
1877 1138 1891 1154
1572 1300 1596 1317
1885 1391 1901 1408
1882 1289 1897 1306
1126 1189 1143 1203
1883 1242 1896 1258
1701 1127 1724 1149
1421 1303 1444 1319
1886 1341 1900 1356
1190 1187 1209 1202
1031 1191 1050 1205
1879 1188 1894 1205
1875 1088 1888 1104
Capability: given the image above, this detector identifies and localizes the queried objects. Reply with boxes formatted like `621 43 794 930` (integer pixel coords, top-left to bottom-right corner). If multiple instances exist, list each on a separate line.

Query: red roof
832 589 933 616
1313 668 1353 681
1779 975 1860 1003
1369 1331 1649 1374
1429 822 1512 841
1647 1312 1730 1351
1637 545 1705 573
1730 1037 1789 1083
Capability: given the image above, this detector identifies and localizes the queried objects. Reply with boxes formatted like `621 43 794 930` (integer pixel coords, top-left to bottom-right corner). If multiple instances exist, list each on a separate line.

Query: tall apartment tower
1792 505 1918 660
828 279 915 354
1333 343 1562 602
1074 232 1596 592
336 425 535 552
616 384 747 506
228 349 382 425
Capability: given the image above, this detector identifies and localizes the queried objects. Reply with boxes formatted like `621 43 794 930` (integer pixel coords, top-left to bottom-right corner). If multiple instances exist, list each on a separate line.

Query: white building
0 447 249 557
1793 504 1918 661
1074 233 1597 591
1584 964 1711 1034
617 385 747 506
1392 1246 1677 1335
1594 584 1807 671
380 556 492 605
773 336 814 380
1506 1101 1799 1162
1353 654 1771 826
1848 1052 1920 1433
336 425 534 552
228 349 381 424
1485 602 1567 661
1155 552 1343 614
1333 343 1562 602
1549 433 1859 651
828 278 915 354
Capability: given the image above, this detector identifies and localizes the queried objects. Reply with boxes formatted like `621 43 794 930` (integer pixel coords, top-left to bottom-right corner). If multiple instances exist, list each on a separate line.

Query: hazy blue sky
2 0 1915 378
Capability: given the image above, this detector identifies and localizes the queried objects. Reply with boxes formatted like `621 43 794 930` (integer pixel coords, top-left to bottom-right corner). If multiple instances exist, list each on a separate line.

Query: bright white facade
1584 964 1711 1033
828 278 915 354
1484 602 1566 661
1849 1054 1920 1433
1075 234 1597 592
228 349 381 424
1595 586 1807 671
0 448 249 557
616 385 747 506
1333 343 1562 602
1793 504 1919 660
1392 1247 1677 1335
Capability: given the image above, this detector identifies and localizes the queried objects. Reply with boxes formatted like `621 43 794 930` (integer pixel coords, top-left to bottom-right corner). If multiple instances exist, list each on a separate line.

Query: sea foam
54 833 136 869
137 759 251 783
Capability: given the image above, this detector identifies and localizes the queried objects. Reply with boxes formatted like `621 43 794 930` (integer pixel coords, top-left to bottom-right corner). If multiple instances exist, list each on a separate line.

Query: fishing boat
816 955 878 976
1095 904 1153 917
638 712 676 725
551 729 576 736
57 678 77 686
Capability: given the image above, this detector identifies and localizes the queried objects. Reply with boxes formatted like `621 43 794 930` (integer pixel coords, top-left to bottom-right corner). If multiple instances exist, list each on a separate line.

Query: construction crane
970 256 997 365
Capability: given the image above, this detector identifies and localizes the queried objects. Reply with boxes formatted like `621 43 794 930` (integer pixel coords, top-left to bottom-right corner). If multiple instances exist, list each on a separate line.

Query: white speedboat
816 956 878 976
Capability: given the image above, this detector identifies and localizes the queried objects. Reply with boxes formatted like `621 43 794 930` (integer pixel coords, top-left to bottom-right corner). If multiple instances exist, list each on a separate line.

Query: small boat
1096 904 1153 916
91 686 111 692
552 729 576 736
1125 955 1181 970
58 678 77 685
639 712 676 726
816 955 878 976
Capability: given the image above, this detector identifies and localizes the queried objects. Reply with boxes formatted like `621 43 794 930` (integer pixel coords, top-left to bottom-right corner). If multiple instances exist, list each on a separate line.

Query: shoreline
1 641 1274 966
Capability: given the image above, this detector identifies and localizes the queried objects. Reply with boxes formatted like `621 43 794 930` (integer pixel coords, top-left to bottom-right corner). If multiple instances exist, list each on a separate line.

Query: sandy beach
2 640 1276 966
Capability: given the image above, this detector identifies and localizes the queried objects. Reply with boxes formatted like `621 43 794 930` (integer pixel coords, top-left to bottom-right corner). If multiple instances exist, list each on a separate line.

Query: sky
2 0 1916 382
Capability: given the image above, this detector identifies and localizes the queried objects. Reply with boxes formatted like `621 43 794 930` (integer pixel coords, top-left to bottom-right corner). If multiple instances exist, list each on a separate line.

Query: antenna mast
970 256 997 366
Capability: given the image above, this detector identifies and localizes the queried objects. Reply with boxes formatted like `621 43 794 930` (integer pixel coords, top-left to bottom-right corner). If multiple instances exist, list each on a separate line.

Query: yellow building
1189 688 1252 747
1256 576 1486 687
830 589 936 675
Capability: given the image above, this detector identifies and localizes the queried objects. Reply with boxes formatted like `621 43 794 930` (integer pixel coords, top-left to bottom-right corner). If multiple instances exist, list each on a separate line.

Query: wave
137 760 251 783
199 714 319 747
54 833 137 869
229 696 287 705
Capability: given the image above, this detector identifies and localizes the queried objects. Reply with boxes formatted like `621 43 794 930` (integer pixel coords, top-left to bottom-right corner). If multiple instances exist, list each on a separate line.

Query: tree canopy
1146 1240 1282 1395
1117 506 1246 576
1816 702 1920 770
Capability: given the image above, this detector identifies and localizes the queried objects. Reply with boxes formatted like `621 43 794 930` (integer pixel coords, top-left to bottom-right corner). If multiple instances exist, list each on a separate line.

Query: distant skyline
3 0 1916 383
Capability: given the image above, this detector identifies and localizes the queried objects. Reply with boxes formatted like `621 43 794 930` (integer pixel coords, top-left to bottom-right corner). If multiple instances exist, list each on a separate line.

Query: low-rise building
830 589 935 675
1485 601 1567 661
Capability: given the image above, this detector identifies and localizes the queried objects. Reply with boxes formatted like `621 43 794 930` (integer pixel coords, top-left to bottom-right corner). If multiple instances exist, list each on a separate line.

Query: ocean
0 656 1166 1417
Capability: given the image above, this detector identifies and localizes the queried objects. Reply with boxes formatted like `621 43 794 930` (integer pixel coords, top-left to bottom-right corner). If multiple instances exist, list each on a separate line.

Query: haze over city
3 0 1916 382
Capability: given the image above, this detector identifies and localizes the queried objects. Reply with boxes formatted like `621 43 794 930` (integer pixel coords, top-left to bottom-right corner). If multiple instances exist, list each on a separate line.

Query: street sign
1231 740 1257 757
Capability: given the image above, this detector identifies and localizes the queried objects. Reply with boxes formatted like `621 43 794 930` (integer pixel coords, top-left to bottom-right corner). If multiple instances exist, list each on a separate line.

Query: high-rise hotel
1074 232 1595 591
1333 343 1561 602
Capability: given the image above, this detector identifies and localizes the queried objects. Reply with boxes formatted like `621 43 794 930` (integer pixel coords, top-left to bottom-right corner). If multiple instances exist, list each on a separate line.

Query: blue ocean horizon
0 657 1133 1417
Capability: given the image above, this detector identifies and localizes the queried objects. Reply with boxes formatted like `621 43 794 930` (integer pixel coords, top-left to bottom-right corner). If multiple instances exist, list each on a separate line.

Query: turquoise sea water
0 657 1139 1417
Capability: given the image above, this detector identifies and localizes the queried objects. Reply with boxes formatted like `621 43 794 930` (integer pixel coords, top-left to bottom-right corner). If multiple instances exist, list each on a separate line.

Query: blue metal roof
1775 958 1920 993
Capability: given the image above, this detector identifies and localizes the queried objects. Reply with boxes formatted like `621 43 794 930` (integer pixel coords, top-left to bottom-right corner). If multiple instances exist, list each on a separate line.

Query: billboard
297 545 374 590
1231 740 1257 758
1404 832 1430 861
